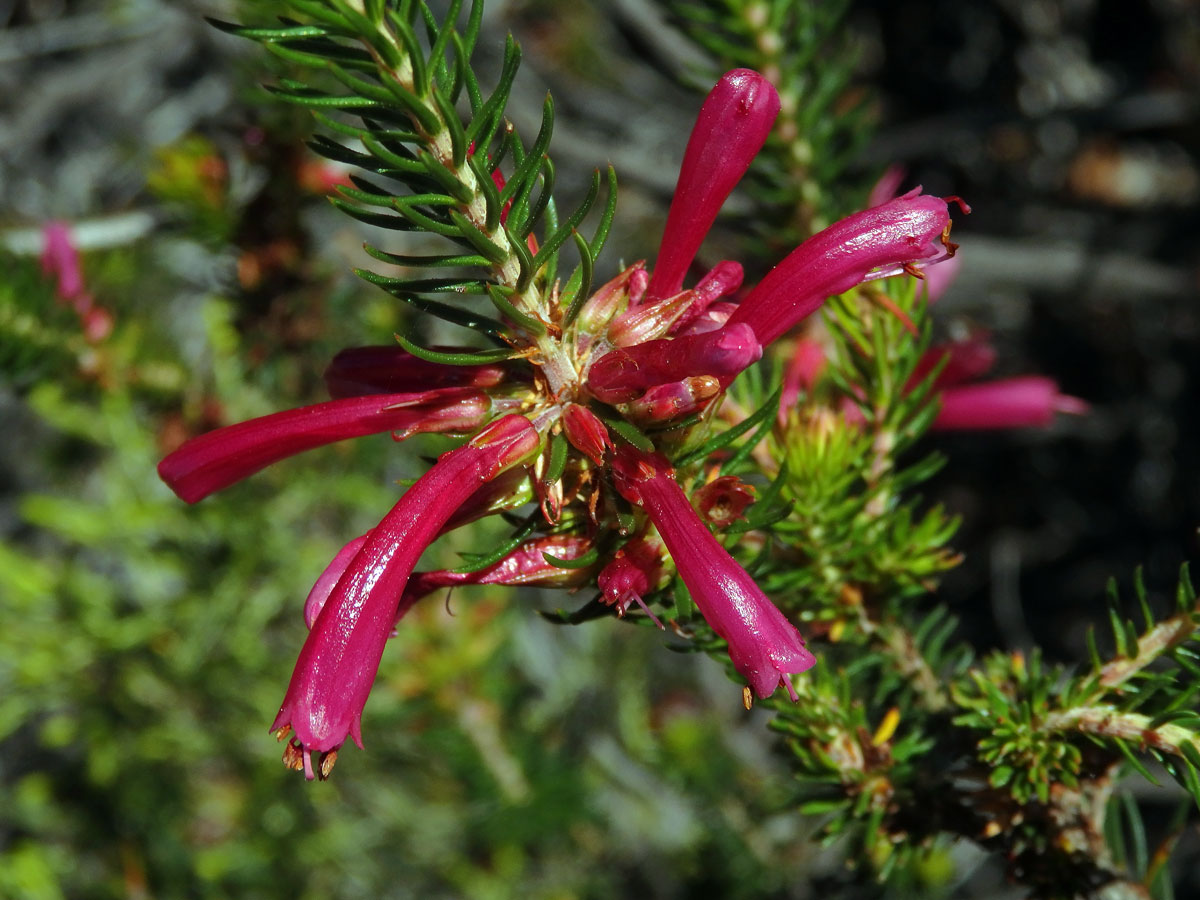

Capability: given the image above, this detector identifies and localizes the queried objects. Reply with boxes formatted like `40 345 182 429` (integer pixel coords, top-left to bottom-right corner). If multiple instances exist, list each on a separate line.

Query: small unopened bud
467 414 541 478
562 403 613 465
588 323 761 404
626 376 722 424
574 263 644 335
392 391 491 440
606 289 701 348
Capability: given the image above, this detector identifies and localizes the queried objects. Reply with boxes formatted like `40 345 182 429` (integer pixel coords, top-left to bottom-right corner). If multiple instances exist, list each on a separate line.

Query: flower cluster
159 68 960 778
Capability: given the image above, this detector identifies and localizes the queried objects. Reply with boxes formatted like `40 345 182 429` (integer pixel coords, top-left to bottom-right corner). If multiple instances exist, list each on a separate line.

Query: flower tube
158 389 490 503
612 449 815 699
934 377 1088 430
728 190 955 347
324 345 509 398
647 69 780 301
272 415 538 779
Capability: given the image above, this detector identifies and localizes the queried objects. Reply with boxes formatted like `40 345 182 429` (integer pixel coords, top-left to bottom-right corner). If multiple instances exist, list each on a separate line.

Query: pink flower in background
782 333 1087 431
40 222 86 300
39 221 113 342
934 376 1088 430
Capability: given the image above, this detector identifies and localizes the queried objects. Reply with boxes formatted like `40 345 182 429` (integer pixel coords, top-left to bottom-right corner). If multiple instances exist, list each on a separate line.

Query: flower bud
606 288 700 348
562 403 613 465
574 263 644 336
587 323 761 404
649 70 780 300
625 376 722 425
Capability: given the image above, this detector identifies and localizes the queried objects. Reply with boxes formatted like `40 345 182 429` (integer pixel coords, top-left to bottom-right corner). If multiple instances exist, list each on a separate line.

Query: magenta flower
323 345 509 398
910 334 997 390
161 64 971 773
934 377 1088 430
40 222 86 301
647 69 780 301
782 334 1087 432
727 190 957 347
39 221 113 342
612 448 816 700
158 389 491 503
272 415 538 779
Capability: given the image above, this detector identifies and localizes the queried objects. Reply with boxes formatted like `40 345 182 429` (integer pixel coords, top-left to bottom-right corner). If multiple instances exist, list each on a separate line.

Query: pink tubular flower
910 334 998 390
40 222 86 300
158 389 492 504
647 69 780 300
324 345 509 398
587 323 761 404
612 448 815 699
272 415 538 780
727 189 956 347
39 221 114 342
934 377 1088 430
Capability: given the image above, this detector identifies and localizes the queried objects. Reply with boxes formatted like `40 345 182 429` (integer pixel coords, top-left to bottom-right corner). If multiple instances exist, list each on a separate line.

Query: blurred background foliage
1 0 1197 898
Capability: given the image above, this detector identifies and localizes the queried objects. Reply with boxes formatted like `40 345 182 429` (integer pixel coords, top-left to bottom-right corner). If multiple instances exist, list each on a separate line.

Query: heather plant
2 1 1197 898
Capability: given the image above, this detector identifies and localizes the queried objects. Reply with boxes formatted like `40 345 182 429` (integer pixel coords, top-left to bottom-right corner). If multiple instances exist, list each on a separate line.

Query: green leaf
542 548 599 570
676 387 782 469
393 333 519 365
